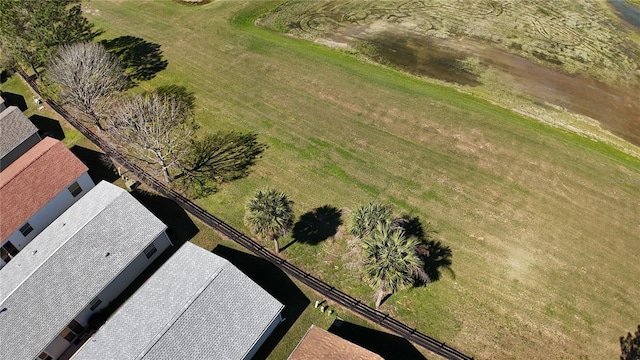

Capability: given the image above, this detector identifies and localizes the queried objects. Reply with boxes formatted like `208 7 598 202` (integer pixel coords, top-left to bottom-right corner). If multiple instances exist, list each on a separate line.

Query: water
365 32 481 86
609 0 640 30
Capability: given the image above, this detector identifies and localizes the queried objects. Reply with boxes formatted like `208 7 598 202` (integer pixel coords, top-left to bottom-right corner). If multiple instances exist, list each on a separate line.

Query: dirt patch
478 44 640 145
353 30 481 86
261 0 640 147
325 24 640 145
172 0 212 5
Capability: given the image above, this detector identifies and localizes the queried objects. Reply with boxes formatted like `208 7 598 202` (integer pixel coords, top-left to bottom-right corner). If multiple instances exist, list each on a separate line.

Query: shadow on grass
400 216 454 283
101 36 168 84
328 318 428 360
131 190 199 246
1 92 27 111
70 146 121 184
620 324 640 360
289 205 342 249
212 245 309 360
30 114 64 140
0 69 10 83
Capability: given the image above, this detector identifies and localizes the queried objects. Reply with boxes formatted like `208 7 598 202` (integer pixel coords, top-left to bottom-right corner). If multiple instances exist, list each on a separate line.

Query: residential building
0 181 171 360
0 105 40 171
72 241 284 360
288 325 384 360
0 137 94 268
0 96 6 112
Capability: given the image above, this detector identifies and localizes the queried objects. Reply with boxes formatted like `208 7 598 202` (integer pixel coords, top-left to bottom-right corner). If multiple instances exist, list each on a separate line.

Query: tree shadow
70 146 120 184
620 324 640 360
29 115 64 140
290 205 343 248
101 36 168 84
130 190 199 246
328 318 428 360
399 215 454 283
1 92 27 111
1 69 10 83
212 245 310 360
154 85 196 109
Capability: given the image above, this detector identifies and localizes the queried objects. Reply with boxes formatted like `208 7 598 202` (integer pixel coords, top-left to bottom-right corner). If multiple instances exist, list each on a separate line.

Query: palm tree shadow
101 35 168 84
399 216 454 283
288 205 342 249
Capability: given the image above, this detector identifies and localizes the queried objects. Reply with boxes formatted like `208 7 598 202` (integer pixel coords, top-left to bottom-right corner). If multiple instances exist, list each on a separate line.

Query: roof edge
286 325 316 360
243 301 285 360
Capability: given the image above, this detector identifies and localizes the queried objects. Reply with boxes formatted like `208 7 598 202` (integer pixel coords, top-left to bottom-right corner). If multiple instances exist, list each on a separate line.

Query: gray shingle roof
0 106 39 159
0 181 167 360
73 242 284 360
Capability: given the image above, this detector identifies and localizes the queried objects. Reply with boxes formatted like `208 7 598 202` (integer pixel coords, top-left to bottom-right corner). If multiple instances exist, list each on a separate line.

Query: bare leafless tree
48 41 126 130
107 93 194 182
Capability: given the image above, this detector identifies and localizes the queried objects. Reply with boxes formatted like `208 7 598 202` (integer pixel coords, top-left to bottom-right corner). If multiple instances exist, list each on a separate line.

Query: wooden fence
17 69 474 360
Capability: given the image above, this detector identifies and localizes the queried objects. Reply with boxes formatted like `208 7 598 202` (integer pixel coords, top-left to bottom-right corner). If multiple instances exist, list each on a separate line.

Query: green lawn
82 1 640 359
1 75 92 148
2 73 403 360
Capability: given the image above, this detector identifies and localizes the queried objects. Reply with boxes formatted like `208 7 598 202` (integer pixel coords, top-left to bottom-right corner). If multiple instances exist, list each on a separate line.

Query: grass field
1 73 404 360
81 1 640 359
261 0 640 86
259 0 640 152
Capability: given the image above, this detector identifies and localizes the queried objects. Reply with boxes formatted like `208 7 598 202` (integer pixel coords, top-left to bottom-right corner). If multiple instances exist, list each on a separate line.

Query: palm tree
362 223 429 309
244 188 294 253
348 202 394 239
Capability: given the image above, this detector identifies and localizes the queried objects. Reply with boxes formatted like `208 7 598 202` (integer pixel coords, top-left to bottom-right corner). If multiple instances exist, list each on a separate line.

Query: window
68 319 84 333
89 297 102 311
143 243 157 259
19 223 33 237
60 319 84 343
38 352 53 360
60 327 76 342
1 241 20 263
68 181 82 197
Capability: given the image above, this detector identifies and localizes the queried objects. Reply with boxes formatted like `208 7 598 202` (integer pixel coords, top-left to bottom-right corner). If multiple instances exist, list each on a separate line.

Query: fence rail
16 69 474 360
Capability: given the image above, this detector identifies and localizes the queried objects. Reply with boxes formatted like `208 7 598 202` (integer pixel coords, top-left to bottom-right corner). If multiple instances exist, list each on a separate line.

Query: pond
609 0 640 30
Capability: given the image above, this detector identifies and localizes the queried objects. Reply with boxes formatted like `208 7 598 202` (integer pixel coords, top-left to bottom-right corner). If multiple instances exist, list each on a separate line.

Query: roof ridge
134 263 229 360
33 192 168 359
0 190 121 304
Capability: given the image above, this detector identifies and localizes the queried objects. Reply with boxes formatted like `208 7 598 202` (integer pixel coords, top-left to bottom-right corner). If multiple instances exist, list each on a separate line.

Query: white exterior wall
0 173 94 269
244 313 283 360
42 232 172 360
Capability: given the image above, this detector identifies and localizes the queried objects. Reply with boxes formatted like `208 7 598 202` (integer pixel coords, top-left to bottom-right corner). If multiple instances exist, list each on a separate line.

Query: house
0 95 6 112
288 325 384 360
0 105 41 170
0 181 172 360
72 242 284 360
0 137 94 268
